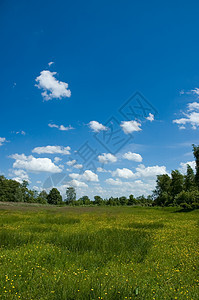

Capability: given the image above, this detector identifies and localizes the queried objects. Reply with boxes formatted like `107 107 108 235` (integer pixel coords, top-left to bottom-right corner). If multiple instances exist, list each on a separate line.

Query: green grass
0 205 198 299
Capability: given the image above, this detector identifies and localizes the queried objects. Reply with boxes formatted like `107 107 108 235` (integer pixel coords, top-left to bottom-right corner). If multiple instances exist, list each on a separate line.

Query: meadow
0 203 198 299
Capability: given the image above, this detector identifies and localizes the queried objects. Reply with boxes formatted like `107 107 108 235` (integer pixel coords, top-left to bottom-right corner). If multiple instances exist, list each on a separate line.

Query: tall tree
47 188 62 205
170 170 184 199
184 164 196 191
66 187 76 204
153 174 171 206
192 144 199 189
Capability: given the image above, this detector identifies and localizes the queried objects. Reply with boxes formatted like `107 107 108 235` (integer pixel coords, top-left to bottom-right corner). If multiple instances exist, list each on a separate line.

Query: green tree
47 188 62 205
79 195 90 205
119 196 128 206
37 190 48 204
192 144 199 188
66 187 76 205
94 195 103 205
153 174 171 206
184 164 196 191
128 194 137 206
170 170 184 200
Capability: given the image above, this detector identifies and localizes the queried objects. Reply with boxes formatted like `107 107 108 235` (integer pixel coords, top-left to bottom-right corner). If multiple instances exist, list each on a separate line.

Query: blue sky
1 0 199 199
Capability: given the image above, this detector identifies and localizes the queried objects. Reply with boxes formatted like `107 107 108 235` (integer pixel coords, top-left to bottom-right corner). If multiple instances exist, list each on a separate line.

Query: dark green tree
128 194 137 205
94 195 103 205
192 144 199 189
184 164 196 191
170 170 184 200
153 174 171 206
65 187 76 204
47 188 62 205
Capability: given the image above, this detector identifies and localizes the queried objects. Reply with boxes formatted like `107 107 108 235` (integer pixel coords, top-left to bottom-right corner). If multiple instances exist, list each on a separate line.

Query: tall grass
0 206 198 299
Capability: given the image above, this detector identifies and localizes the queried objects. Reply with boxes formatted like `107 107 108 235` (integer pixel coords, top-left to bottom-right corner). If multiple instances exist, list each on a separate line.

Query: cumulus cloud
135 164 167 178
69 179 88 187
88 121 107 133
35 70 71 101
146 113 154 122
98 153 117 164
48 123 74 131
11 169 30 183
120 120 142 134
173 101 199 129
69 170 99 182
179 161 196 174
82 170 99 182
74 164 83 169
0 137 6 146
66 160 76 166
112 168 135 179
105 178 122 185
97 167 111 173
191 88 199 96
10 154 62 173
54 157 62 163
32 145 71 155
123 152 142 162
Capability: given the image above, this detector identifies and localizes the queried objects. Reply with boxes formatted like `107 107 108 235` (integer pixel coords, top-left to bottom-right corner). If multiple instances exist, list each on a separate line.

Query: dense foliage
0 145 199 209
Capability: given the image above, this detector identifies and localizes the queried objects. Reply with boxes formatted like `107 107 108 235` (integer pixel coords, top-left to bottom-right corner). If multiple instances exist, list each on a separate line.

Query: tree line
0 145 199 209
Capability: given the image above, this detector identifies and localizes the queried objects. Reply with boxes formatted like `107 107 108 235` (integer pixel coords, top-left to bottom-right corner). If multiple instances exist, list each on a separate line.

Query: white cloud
0 137 6 146
11 169 30 183
105 178 122 185
15 131 26 135
32 145 71 155
135 164 167 178
98 153 117 164
48 123 74 131
123 152 142 162
69 170 99 182
10 154 62 173
54 157 62 163
59 125 74 131
179 161 196 174
35 70 71 101
88 121 107 133
48 61 54 67
146 113 154 122
82 170 99 182
97 167 110 173
120 120 142 134
173 101 199 130
66 160 76 166
112 168 135 179
74 164 83 169
191 88 199 96
69 179 88 187
188 102 199 111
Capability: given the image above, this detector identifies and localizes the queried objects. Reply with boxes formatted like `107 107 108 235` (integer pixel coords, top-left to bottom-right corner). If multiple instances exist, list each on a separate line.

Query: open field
0 204 198 299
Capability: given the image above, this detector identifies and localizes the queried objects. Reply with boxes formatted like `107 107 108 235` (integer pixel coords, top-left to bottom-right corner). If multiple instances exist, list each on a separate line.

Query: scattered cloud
120 120 142 134
69 179 88 187
105 178 122 185
10 154 62 173
0 137 6 146
48 61 54 67
98 153 117 164
179 161 196 174
88 121 107 133
11 169 30 183
54 157 62 163
173 101 199 130
32 145 71 155
82 170 99 182
191 88 199 96
48 123 74 131
35 70 71 101
69 170 99 182
123 152 142 162
97 167 110 173
74 164 83 169
135 164 167 178
146 113 154 122
66 160 76 166
112 168 135 179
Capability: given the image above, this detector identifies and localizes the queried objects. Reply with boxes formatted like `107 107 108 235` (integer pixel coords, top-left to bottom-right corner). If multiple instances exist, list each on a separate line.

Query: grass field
0 204 198 299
